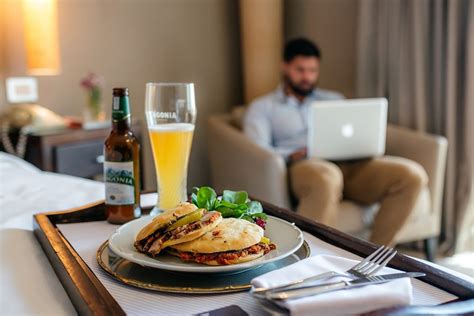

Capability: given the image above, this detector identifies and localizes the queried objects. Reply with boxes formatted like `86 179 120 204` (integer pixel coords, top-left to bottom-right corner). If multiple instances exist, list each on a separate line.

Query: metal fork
252 245 397 295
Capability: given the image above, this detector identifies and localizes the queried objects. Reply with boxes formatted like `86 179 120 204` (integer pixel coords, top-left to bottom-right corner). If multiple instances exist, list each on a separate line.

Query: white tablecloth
0 153 469 315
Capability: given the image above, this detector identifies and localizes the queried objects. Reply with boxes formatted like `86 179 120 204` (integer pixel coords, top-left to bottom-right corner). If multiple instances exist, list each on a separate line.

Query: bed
0 152 103 315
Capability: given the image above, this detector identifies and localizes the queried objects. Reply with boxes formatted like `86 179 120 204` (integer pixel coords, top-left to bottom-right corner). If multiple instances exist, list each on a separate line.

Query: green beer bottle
104 88 141 224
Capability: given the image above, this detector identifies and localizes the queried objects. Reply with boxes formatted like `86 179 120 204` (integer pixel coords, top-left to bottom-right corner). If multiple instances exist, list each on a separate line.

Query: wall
1 0 358 190
0 0 7 106
285 0 359 98
1 0 242 190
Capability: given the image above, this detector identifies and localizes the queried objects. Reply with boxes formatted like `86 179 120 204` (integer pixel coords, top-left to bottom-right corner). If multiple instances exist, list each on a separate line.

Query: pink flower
80 72 105 90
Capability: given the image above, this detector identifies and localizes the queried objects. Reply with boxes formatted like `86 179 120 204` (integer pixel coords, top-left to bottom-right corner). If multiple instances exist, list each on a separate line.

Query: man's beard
284 75 316 97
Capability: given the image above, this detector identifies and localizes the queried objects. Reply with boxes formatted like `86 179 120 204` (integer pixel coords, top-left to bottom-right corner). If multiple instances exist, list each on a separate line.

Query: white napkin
251 255 413 316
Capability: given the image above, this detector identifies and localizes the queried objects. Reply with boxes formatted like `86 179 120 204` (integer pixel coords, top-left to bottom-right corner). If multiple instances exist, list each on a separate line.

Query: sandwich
168 218 276 265
134 202 222 256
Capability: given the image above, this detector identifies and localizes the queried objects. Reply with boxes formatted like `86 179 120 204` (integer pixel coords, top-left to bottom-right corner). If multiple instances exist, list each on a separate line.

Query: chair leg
423 237 438 262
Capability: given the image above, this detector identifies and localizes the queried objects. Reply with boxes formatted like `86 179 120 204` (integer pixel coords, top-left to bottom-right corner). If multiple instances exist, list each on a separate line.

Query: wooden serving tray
33 198 474 316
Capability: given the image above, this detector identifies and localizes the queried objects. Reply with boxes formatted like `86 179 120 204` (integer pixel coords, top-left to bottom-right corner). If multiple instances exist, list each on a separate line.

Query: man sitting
243 38 427 246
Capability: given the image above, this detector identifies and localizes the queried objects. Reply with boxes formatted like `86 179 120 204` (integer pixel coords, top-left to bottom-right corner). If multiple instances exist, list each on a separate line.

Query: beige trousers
290 156 428 245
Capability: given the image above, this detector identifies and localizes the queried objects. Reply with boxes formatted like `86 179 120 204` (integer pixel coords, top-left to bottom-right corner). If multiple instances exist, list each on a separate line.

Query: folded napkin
251 255 413 316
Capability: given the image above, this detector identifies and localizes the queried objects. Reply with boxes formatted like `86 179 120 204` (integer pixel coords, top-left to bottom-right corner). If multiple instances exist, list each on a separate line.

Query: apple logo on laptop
341 123 354 138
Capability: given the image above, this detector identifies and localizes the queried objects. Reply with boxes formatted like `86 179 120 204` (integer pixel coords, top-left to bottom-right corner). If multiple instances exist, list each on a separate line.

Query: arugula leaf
216 206 238 217
215 200 239 209
191 195 198 206
240 214 253 221
246 201 263 214
191 186 268 229
249 212 267 219
222 190 248 205
237 203 249 211
217 206 246 218
195 186 217 210
240 212 266 220
191 187 199 206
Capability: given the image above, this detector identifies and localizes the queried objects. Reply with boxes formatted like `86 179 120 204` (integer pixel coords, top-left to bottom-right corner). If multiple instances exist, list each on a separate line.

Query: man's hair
283 38 321 62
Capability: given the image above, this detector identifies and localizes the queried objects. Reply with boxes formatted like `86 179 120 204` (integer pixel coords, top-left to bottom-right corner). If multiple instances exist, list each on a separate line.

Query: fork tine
356 247 393 273
372 247 394 265
351 246 385 270
359 248 396 274
355 247 390 271
365 250 398 276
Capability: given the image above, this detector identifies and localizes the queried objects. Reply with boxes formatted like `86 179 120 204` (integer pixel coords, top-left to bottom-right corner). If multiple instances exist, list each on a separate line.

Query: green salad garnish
191 186 268 229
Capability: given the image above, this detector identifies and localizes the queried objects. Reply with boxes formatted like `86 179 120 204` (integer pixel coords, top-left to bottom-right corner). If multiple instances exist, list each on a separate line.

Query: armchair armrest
207 114 291 209
386 124 448 216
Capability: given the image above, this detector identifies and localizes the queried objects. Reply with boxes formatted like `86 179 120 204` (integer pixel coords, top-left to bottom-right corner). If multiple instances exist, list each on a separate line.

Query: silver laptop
307 98 388 161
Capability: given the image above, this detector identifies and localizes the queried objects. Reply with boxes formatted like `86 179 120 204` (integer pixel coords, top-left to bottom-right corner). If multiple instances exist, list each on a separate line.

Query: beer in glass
145 83 196 213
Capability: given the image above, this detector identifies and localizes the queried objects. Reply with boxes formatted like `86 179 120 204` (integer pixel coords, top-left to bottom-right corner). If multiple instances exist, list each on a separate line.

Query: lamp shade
22 0 61 75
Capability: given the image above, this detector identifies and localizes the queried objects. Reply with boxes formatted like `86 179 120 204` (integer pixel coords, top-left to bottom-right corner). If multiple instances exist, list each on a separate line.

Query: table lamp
22 0 61 75
0 0 64 158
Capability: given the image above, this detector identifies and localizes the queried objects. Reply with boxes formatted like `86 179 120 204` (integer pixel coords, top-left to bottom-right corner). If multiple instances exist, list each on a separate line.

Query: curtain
357 0 473 253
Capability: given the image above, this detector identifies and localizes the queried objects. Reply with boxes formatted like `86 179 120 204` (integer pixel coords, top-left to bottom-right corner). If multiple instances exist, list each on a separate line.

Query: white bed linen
0 153 104 315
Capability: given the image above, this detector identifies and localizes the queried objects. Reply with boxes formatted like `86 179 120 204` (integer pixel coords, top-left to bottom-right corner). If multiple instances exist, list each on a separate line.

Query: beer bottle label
112 95 131 121
104 161 135 205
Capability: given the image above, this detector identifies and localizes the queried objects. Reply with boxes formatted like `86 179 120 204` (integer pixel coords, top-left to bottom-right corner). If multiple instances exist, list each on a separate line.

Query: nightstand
22 124 143 184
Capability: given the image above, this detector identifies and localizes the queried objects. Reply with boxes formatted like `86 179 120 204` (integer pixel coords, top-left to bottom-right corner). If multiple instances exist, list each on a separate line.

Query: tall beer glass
145 83 196 213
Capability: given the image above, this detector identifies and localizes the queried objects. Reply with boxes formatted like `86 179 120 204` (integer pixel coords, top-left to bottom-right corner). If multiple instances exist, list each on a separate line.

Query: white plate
108 215 304 273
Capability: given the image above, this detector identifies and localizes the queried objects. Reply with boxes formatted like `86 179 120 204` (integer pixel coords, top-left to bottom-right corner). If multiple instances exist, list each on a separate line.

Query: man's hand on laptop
288 147 307 165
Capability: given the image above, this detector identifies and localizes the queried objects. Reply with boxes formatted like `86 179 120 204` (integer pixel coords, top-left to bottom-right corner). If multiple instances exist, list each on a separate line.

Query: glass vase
84 88 105 123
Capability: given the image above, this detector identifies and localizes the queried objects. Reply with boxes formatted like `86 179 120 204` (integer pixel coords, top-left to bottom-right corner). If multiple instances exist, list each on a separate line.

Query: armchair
207 108 448 260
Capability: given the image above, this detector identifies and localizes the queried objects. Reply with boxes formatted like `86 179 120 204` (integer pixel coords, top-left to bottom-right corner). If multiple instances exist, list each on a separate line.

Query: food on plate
133 188 277 265
191 186 268 229
168 218 276 265
134 202 222 255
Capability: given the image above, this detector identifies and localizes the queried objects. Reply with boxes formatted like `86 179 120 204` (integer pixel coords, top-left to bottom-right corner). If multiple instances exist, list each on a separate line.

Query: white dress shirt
243 85 344 159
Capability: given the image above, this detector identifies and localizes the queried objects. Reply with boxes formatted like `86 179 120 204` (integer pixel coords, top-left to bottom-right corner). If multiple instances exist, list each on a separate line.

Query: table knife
266 272 425 301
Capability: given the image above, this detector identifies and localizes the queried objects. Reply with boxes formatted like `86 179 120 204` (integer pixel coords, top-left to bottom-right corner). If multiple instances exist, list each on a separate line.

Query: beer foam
148 123 195 132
